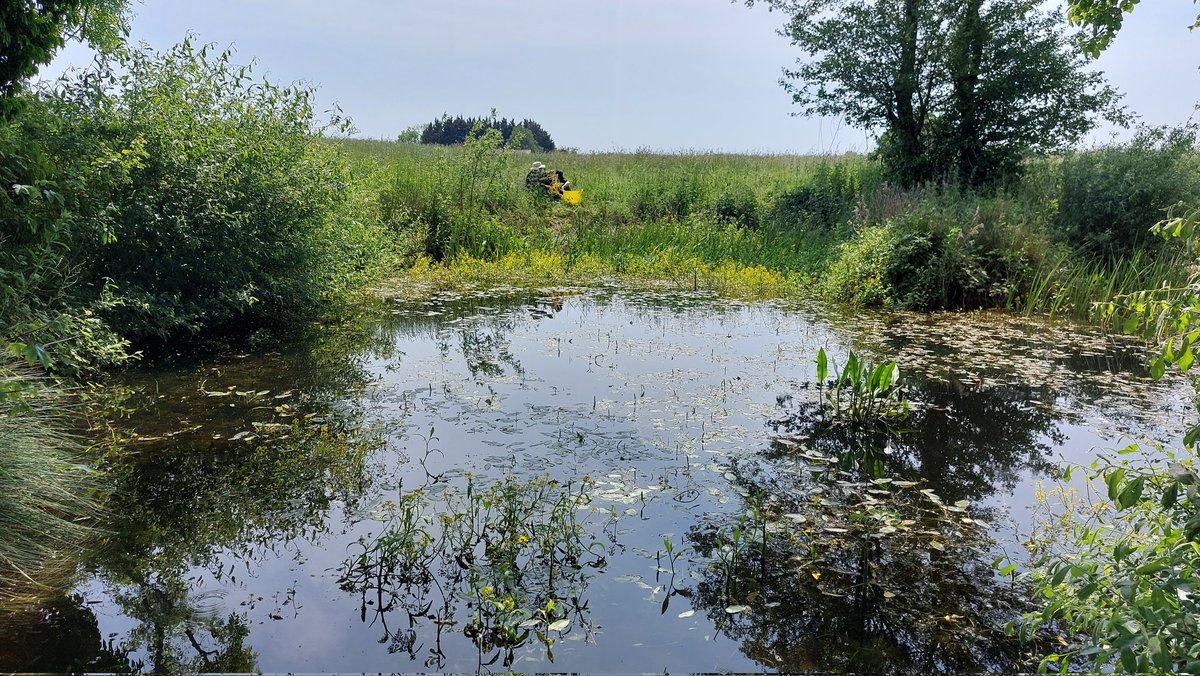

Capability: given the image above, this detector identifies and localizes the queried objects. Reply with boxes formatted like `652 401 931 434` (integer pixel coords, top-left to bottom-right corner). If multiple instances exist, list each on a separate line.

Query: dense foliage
0 40 396 370
0 0 129 101
419 114 556 151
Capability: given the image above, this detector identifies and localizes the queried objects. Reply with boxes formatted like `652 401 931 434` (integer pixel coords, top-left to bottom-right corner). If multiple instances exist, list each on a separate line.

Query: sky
41 0 1200 153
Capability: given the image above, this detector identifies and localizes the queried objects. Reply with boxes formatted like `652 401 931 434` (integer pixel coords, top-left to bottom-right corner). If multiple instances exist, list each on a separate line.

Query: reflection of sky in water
26 288 1193 673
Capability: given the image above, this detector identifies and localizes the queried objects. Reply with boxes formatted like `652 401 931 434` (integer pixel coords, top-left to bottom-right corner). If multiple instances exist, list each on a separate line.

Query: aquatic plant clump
816 348 910 427
337 475 616 668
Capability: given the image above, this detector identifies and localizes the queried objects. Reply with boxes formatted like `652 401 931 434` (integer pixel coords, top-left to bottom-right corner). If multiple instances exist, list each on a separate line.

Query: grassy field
334 136 1197 317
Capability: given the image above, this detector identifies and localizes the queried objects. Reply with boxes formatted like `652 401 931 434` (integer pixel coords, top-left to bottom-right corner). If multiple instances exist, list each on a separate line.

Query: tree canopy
1067 0 1199 55
744 0 1124 186
0 0 129 99
419 114 556 151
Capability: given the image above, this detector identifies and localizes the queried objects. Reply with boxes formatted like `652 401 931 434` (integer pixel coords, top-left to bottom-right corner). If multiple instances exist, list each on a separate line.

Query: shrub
712 186 759 228
767 163 862 231
14 39 392 343
0 95 135 372
822 194 1053 309
1058 125 1200 254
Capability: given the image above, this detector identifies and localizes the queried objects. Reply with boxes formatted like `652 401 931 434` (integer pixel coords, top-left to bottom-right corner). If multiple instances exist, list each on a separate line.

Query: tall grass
0 366 97 613
333 136 1197 316
1013 249 1191 319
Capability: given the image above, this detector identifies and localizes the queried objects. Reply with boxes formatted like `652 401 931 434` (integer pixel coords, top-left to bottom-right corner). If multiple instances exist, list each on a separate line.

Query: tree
744 0 1122 186
397 125 423 144
0 0 129 100
1066 0 1200 56
417 113 557 150
506 124 540 151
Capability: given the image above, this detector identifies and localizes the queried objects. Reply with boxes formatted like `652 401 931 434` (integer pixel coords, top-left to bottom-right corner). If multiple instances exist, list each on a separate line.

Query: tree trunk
949 0 986 185
892 0 927 187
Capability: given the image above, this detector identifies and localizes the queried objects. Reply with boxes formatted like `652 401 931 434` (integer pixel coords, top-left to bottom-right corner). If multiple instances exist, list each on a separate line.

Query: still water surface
3 287 1191 673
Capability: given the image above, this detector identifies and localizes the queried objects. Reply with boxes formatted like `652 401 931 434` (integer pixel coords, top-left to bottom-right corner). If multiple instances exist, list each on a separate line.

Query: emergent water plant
816 347 910 426
337 474 615 668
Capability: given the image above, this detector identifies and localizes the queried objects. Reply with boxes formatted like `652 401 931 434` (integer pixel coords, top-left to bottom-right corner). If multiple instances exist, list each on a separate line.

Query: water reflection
0 288 1187 673
683 456 1041 673
770 381 1063 503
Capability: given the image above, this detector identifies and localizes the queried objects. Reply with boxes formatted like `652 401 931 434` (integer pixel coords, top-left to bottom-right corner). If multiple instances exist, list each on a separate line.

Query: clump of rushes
0 365 97 613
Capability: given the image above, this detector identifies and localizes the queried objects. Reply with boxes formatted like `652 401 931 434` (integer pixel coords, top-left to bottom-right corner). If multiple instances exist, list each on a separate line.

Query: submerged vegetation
339 474 613 668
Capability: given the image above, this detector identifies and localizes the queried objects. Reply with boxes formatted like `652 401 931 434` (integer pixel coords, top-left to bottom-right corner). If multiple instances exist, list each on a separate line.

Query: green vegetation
338 134 1195 316
419 114 556 151
1018 209 1200 673
0 0 129 100
2 0 1200 670
338 474 612 667
0 365 96 614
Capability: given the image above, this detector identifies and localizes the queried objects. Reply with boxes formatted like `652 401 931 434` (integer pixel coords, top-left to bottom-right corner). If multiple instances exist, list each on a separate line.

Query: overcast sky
42 0 1200 153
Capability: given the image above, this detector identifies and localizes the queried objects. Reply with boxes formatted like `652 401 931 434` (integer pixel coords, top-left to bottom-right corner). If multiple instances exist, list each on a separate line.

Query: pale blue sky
43 0 1200 152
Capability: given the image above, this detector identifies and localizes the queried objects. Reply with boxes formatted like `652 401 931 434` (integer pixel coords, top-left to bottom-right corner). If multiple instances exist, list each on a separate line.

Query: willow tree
744 0 1124 186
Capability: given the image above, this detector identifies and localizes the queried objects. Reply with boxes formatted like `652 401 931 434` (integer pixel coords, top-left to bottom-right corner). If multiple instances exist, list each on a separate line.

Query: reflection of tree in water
675 378 1062 673
0 595 131 673
0 582 256 675
1 395 378 672
440 326 526 382
684 458 1042 674
770 380 1063 503
112 575 257 674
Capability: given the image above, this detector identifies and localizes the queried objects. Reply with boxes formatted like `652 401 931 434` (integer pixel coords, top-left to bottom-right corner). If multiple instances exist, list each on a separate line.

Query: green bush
0 95 135 373
822 193 1055 309
767 163 865 231
63 41 374 339
712 186 760 228
1058 125 1200 254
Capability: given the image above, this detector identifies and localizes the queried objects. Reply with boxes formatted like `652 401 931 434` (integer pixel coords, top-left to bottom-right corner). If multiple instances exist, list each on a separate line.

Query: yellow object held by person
562 190 582 205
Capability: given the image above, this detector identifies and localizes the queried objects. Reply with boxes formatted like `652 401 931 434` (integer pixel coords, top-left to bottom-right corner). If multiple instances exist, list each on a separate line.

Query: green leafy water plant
816 347 909 426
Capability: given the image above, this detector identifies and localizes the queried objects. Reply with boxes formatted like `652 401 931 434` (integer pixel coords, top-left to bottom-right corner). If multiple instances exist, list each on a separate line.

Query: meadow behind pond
335 128 1199 317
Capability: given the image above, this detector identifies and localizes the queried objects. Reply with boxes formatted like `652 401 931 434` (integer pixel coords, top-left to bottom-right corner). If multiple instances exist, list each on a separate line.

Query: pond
1 286 1192 673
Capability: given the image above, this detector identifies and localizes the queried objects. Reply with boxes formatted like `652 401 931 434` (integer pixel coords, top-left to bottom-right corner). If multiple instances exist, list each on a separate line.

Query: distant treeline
420 115 556 151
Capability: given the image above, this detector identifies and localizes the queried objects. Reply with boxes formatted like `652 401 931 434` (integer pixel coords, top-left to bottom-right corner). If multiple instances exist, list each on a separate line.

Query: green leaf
1077 582 1098 600
1151 357 1167 380
1105 468 1126 502
816 347 828 383
1116 477 1144 510
1180 347 1195 372
1163 481 1180 508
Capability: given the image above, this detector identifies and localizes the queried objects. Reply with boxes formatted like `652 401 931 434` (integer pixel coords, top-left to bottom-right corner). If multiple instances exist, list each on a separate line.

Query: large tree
745 0 1123 186
0 0 128 100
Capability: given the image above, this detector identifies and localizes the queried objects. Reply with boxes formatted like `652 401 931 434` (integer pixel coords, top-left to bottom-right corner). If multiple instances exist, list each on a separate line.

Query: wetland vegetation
3 0 1200 673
